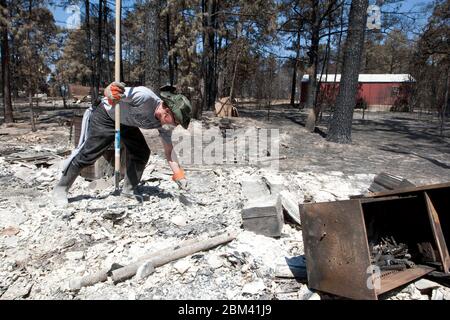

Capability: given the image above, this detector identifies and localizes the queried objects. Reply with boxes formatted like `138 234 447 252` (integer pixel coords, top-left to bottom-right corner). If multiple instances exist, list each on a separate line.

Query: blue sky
50 0 135 28
48 0 435 61
50 0 434 29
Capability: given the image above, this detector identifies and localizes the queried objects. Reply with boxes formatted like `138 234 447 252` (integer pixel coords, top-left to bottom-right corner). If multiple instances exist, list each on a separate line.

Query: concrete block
241 195 283 238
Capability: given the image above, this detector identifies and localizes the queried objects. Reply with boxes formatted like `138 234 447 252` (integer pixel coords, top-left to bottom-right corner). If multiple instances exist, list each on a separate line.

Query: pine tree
327 0 369 144
0 0 13 123
144 0 161 93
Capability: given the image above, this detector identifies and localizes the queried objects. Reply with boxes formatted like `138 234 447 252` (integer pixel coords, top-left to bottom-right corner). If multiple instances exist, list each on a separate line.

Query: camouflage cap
160 91 192 129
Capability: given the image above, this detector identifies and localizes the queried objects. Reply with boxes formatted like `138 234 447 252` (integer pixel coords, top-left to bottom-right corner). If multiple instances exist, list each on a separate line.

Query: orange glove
172 169 188 190
172 169 185 181
104 82 126 105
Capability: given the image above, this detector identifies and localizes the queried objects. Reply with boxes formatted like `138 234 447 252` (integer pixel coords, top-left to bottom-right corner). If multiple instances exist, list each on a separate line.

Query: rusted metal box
367 183 450 274
300 182 450 300
242 196 284 238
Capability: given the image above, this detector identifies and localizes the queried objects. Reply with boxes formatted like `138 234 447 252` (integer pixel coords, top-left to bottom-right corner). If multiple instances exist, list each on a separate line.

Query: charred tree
327 0 369 144
229 22 242 102
305 0 340 132
119 3 124 82
440 68 449 136
317 14 333 121
290 31 301 106
27 0 36 131
305 0 321 132
85 0 97 102
104 2 112 83
95 0 103 91
201 0 217 112
144 0 160 94
166 12 174 86
332 1 345 85
0 0 13 123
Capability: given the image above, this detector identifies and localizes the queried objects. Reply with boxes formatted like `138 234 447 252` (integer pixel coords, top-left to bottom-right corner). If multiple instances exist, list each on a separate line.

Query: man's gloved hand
104 82 126 105
172 169 189 190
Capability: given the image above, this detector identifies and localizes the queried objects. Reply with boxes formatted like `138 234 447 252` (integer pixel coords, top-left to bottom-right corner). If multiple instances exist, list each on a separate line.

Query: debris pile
368 172 415 193
1 114 449 300
371 237 415 271
0 150 373 300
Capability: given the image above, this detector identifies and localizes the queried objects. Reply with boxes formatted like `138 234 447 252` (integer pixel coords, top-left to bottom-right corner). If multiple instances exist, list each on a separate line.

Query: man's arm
121 86 159 106
104 84 159 108
162 139 188 190
162 140 182 174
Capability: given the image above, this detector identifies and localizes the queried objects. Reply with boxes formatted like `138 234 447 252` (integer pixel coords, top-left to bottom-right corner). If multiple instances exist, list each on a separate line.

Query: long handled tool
114 0 122 193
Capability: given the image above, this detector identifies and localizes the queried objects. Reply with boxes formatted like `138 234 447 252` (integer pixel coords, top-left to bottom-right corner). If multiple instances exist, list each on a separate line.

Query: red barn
300 74 415 111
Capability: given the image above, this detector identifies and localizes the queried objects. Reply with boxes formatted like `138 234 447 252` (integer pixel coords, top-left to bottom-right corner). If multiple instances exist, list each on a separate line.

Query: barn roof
301 74 415 83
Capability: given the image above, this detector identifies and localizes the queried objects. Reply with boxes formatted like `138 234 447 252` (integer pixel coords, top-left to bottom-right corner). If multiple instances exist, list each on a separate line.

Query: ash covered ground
1 104 449 300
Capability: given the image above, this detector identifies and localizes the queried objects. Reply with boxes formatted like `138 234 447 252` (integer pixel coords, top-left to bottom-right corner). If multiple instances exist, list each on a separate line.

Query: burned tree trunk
327 0 369 144
229 52 239 101
202 0 217 111
26 0 36 131
119 3 124 83
229 22 242 101
1 0 13 123
331 1 345 99
145 0 160 94
441 69 449 136
61 85 67 109
166 12 174 86
95 0 103 91
305 1 321 132
317 16 333 122
290 31 301 107
29 93 36 132
104 2 112 84
85 0 97 102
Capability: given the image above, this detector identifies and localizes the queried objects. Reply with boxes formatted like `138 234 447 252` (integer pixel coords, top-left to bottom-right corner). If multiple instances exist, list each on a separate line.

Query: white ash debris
414 279 441 291
297 284 320 300
385 280 450 301
2 126 447 301
293 171 375 202
433 287 450 300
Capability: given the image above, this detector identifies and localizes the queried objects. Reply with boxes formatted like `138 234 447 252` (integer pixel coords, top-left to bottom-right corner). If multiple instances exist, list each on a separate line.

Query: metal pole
114 0 121 192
